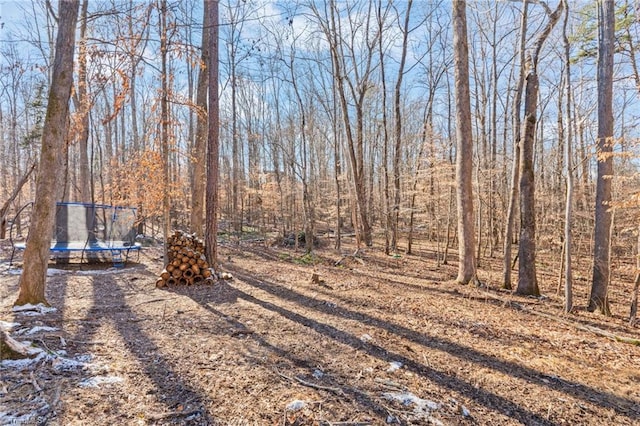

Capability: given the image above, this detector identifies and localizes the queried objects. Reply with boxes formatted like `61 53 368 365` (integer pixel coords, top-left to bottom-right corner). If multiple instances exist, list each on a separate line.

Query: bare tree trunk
331 78 342 251
489 2 499 258
75 0 91 203
190 0 210 237
333 132 342 251
515 0 563 296
589 0 615 315
407 103 431 255
15 0 79 306
377 0 391 255
288 51 314 254
562 0 574 313
205 0 220 269
516 61 540 296
503 0 528 290
315 0 377 248
452 0 477 285
159 0 171 263
129 1 151 235
392 0 412 253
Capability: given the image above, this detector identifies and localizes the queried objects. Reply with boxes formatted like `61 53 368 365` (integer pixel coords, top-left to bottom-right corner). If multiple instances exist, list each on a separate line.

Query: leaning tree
15 0 80 306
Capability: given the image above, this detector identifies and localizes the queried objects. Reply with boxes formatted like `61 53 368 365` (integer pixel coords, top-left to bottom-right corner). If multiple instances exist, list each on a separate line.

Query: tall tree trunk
75 0 91 203
489 2 499 258
190 0 210 237
333 86 342 250
516 60 540 296
288 50 314 254
589 0 615 315
15 0 80 306
316 0 376 248
503 0 528 290
562 0 574 313
377 0 391 255
452 0 477 285
205 0 220 269
515 0 563 296
129 1 151 234
392 0 412 253
229 27 240 233
159 0 170 263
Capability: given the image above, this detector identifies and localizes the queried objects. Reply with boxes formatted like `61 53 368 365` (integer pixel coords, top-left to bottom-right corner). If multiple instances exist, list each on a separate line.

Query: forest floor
1 235 639 425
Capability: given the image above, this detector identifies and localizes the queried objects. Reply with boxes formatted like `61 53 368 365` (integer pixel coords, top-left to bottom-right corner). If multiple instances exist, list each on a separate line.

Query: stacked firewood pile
156 231 214 287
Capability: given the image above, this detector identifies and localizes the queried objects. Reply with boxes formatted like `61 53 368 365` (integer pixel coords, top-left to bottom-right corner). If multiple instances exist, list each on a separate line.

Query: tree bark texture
516 65 540 296
503 0 528 290
515 0 562 296
562 0 574 313
589 0 615 315
15 0 80 306
75 0 91 203
452 0 477 285
159 0 171 264
205 0 220 269
190 0 210 238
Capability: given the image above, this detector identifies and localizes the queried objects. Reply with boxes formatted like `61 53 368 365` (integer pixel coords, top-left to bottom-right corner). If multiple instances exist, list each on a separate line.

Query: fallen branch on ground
146 409 202 421
276 370 345 396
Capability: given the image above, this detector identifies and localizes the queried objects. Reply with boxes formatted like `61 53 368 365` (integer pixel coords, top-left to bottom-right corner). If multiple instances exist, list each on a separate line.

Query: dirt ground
1 237 639 425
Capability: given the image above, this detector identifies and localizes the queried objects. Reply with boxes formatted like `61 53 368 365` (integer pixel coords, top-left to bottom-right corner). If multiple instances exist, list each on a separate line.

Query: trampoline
9 202 142 267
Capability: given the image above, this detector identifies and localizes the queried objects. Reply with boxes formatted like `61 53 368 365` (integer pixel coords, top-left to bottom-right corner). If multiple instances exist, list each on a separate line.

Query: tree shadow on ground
191 296 395 421
223 264 640 423
70 274 216 424
184 275 560 425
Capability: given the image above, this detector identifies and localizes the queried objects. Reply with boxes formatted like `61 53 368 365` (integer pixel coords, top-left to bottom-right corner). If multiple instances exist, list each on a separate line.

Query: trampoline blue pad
13 241 142 252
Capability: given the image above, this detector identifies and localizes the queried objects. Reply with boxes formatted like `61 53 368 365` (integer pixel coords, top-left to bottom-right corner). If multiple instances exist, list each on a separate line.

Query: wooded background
1 1 639 308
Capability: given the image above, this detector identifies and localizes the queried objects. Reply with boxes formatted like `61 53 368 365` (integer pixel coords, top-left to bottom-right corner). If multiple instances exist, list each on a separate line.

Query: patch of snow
0 350 46 370
51 355 92 372
285 400 306 411
12 304 57 316
79 375 124 388
77 268 127 275
8 267 72 276
360 333 373 342
17 326 59 335
0 411 37 425
460 404 471 417
0 320 20 331
46 268 70 276
383 391 441 422
449 398 472 418
387 361 403 372
75 354 93 363
312 369 324 379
